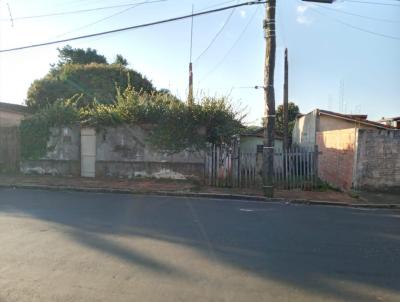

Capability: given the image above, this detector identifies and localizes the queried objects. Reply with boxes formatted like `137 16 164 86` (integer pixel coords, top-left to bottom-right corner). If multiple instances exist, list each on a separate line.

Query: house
292 109 398 191
378 116 400 129
240 127 283 153
0 102 30 127
292 109 390 148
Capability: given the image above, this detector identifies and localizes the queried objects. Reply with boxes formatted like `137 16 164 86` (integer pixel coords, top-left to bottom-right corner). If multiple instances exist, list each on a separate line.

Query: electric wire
0 1 266 53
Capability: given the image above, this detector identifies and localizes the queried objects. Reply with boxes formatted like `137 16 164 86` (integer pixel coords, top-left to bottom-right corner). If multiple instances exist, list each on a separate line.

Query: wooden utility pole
263 0 276 198
283 48 289 150
188 62 194 106
188 5 194 107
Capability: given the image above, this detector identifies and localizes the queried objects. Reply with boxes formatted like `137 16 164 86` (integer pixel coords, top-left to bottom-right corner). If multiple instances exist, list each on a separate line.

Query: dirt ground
1 174 398 205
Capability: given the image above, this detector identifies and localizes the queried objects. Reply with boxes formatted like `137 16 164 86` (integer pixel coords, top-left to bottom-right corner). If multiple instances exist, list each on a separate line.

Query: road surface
0 188 399 302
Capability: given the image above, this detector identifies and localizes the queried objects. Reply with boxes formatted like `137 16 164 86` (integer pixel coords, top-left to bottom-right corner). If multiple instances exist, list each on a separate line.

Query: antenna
339 80 345 113
7 2 14 27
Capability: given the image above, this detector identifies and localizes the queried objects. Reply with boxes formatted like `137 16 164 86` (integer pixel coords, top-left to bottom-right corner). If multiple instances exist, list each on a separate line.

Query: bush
21 86 244 157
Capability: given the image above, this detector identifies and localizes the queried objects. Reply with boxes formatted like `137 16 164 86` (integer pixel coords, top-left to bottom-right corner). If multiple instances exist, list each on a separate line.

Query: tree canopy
275 102 300 136
56 45 108 66
113 54 128 66
26 46 154 110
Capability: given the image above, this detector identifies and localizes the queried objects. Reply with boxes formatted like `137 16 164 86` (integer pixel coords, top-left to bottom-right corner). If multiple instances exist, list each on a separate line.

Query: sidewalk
0 174 399 208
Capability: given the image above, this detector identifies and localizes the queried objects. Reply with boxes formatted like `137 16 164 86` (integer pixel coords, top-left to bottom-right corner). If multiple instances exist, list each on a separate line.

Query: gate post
81 127 96 178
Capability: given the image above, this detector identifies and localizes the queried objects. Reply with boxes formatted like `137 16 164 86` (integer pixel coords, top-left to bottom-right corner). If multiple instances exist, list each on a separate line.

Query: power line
314 4 400 23
0 1 160 21
194 5 236 63
309 6 400 41
344 0 400 7
0 1 266 53
200 6 259 83
52 1 162 39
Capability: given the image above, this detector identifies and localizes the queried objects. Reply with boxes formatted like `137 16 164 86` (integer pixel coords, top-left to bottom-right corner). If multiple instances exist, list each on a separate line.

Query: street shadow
1 188 400 301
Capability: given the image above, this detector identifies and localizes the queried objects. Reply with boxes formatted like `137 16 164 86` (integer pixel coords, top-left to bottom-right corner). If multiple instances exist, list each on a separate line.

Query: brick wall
317 129 356 190
354 129 400 192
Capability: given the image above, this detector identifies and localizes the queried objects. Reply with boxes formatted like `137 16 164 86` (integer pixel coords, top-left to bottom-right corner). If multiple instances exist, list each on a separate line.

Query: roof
0 102 29 114
318 109 393 130
379 116 400 122
241 127 284 139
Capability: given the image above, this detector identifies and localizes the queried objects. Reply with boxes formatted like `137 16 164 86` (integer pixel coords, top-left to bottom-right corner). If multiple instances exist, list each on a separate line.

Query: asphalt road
0 189 399 302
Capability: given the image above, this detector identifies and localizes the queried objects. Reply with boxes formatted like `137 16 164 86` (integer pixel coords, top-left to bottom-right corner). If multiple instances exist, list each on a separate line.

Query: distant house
378 116 400 129
292 109 398 191
0 102 29 127
292 109 391 148
240 127 283 153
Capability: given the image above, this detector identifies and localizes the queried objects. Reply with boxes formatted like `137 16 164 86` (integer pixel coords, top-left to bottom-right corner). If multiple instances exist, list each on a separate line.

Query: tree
113 54 128 66
56 45 108 67
27 48 155 110
275 102 300 137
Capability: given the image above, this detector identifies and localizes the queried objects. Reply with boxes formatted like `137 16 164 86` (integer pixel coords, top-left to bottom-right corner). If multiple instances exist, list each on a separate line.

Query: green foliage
80 86 243 152
276 102 300 136
27 63 155 110
56 45 107 66
113 54 128 66
20 100 79 160
22 83 243 156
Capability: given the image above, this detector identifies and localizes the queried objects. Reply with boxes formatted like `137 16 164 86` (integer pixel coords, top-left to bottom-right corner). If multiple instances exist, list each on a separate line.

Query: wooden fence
0 126 20 172
205 144 318 190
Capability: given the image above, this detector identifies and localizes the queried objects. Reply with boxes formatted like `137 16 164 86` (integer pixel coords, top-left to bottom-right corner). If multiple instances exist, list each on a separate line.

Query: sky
0 0 399 125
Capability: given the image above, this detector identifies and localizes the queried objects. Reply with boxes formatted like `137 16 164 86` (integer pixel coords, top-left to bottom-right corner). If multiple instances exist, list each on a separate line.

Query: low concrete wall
20 160 80 177
96 161 204 180
317 129 356 190
21 125 205 181
20 126 80 176
354 129 400 192
96 126 205 180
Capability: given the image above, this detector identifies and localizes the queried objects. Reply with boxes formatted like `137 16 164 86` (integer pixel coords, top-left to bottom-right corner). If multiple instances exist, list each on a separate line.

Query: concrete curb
1 183 399 209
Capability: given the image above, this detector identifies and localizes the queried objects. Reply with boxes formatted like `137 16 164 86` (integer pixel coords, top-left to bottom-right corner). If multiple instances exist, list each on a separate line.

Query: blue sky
0 0 399 124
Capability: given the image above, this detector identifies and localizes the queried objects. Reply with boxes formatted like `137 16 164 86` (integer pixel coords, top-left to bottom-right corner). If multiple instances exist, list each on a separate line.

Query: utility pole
262 0 276 198
188 5 194 107
283 48 289 150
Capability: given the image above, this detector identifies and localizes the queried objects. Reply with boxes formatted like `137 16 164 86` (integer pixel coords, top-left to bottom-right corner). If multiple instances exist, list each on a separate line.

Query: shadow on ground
0 188 399 301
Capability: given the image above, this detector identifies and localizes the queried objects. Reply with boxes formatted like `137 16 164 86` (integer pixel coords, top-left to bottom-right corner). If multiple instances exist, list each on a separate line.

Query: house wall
0 110 25 127
292 110 317 148
354 129 400 192
293 110 381 150
318 115 377 132
316 129 356 190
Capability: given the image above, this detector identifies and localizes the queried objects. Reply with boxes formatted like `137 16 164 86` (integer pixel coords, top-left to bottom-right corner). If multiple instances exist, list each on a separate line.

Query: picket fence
205 144 318 190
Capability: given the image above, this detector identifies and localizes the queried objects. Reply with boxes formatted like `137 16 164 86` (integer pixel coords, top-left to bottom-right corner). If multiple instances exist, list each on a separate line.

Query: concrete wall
21 126 80 176
316 129 356 190
21 125 205 181
292 110 317 148
354 129 400 192
95 126 205 180
0 111 25 127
